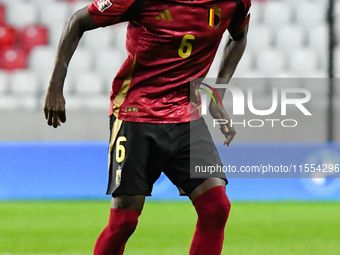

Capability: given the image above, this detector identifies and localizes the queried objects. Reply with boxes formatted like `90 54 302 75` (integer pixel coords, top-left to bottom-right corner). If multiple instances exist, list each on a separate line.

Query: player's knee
108 215 138 236
106 209 140 238
121 218 138 236
194 187 231 229
209 194 231 227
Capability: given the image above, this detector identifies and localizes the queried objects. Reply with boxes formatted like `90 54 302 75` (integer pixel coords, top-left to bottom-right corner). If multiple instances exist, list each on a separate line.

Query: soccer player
44 0 250 254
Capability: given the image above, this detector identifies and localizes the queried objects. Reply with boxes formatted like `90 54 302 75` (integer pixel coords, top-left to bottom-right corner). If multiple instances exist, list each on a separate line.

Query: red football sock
189 186 231 255
93 208 140 255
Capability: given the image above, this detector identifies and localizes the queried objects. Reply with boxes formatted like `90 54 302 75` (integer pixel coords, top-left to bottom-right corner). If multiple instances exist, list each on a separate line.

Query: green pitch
0 200 339 255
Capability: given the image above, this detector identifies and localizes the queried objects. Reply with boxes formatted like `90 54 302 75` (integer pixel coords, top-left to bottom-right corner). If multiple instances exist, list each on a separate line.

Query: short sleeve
228 0 251 37
88 0 139 27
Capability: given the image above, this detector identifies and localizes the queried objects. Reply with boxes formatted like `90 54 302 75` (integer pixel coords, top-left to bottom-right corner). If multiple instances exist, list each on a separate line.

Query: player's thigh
188 177 226 201
107 115 166 197
111 195 146 211
164 118 227 197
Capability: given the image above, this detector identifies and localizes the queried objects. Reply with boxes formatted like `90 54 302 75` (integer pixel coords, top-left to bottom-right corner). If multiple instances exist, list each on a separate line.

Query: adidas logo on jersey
156 9 173 21
126 107 138 112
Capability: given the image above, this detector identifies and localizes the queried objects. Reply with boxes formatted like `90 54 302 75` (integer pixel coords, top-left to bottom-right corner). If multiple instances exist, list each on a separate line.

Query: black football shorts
107 115 227 197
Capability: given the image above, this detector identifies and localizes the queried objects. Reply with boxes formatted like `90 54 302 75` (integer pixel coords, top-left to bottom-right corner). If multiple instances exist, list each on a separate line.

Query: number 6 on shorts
116 136 127 163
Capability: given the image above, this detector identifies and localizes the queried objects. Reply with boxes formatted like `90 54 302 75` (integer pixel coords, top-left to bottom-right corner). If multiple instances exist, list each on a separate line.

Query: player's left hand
43 86 66 128
209 100 236 147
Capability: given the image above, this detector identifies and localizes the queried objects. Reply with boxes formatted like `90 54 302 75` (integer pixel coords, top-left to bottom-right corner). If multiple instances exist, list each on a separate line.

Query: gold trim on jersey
108 117 123 173
112 55 137 118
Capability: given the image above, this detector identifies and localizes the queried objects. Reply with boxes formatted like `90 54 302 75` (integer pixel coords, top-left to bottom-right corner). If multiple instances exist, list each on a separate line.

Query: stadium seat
0 25 16 49
284 0 310 6
114 23 129 53
301 78 328 96
276 25 305 54
0 0 27 4
36 64 76 98
48 24 65 47
8 69 40 110
0 95 21 110
28 45 56 75
296 2 326 28
0 91 38 110
237 70 265 78
86 95 110 110
308 25 328 55
95 49 124 85
68 48 93 74
43 71 75 97
39 1 70 28
18 25 49 54
0 4 5 26
275 71 299 79
69 0 92 14
82 27 113 51
248 0 263 25
0 48 27 71
267 78 302 89
246 25 273 54
263 1 293 28
336 2 340 27
335 75 340 95
308 25 328 72
73 72 104 95
64 94 110 111
62 95 84 110
236 76 268 96
102 76 114 95
256 49 286 77
0 70 9 94
232 51 254 78
6 0 38 28
289 49 319 77
335 47 340 78
10 70 40 96
29 0 56 8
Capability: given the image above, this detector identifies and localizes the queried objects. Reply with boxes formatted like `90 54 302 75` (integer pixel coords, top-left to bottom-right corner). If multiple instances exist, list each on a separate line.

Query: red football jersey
88 0 250 123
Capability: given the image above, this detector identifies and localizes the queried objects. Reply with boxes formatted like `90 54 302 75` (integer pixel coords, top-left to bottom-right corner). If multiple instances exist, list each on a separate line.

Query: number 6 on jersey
178 34 195 58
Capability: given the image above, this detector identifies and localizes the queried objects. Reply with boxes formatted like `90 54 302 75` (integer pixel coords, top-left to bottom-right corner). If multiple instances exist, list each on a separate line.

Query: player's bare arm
44 7 99 128
209 24 249 146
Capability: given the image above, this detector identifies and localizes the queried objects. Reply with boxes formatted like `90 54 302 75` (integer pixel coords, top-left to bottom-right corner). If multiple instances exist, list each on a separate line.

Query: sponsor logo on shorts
97 0 112 12
115 169 121 186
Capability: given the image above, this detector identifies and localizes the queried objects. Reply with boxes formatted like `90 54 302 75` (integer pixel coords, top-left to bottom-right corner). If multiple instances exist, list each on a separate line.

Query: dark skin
44 7 98 128
44 7 248 209
209 24 249 147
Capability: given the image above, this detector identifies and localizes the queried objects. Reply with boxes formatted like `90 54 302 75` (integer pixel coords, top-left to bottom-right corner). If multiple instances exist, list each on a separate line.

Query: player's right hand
43 86 66 128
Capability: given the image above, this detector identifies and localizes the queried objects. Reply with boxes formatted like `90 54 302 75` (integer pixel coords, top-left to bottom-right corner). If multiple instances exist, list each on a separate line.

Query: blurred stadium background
0 0 340 254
